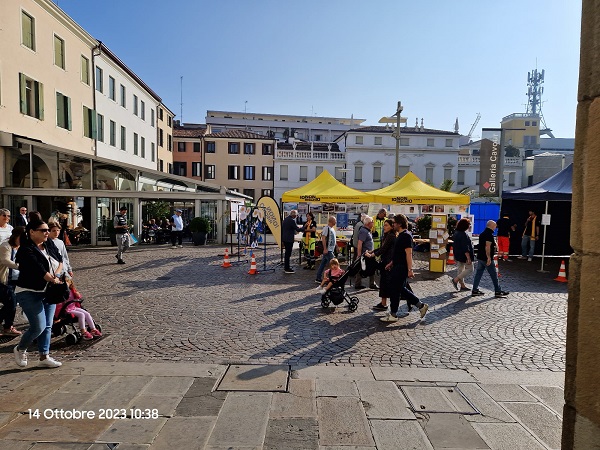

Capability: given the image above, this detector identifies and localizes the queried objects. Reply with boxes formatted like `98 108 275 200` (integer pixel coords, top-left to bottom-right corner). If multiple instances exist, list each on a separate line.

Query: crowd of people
280 207 529 322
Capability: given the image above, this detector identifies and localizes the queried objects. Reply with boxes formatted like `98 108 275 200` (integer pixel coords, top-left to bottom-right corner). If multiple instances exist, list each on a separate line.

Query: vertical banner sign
256 196 282 248
479 132 501 197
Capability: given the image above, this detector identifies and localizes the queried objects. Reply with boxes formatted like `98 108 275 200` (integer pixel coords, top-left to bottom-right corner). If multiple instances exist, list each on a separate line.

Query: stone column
563 1 600 447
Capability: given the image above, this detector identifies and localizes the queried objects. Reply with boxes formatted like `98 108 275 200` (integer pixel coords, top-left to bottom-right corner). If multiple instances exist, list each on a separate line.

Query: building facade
0 0 249 244
338 125 462 191
206 110 365 143
172 124 207 180
156 103 174 173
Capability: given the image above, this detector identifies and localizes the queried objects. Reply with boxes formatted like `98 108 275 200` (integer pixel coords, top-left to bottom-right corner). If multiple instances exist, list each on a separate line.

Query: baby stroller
52 297 102 345
320 258 362 312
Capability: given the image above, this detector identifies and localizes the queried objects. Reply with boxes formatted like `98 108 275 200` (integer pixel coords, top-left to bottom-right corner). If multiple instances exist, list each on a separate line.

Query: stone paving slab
372 367 475 382
0 374 75 412
149 417 215 450
316 379 358 397
467 369 565 387
370 419 434 450
53 362 226 379
81 376 152 410
263 418 319 450
355 380 415 420
419 413 489 449
457 383 516 423
293 366 375 381
96 417 167 445
500 402 562 449
174 378 225 417
479 384 538 403
205 392 272 448
523 385 565 417
217 364 288 392
270 379 316 419
472 423 546 450
127 395 182 418
317 397 374 447
140 376 195 396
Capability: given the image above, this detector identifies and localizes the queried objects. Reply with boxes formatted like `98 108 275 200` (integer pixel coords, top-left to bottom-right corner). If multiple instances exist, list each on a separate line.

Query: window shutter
91 109 97 139
37 81 44 120
66 96 72 130
56 93 63 127
19 73 26 114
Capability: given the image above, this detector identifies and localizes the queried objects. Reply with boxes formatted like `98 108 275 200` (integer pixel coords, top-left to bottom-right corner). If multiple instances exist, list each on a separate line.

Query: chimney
420 118 424 131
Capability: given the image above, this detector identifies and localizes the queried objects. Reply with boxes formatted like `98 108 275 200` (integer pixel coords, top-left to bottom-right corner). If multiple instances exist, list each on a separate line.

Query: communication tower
526 68 554 138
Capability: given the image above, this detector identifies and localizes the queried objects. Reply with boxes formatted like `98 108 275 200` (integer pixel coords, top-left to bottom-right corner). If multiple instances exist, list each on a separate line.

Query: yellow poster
257 196 282 248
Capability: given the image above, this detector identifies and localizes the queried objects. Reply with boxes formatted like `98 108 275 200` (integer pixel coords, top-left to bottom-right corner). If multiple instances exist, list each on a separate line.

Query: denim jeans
472 260 501 292
315 251 333 282
521 235 535 258
16 290 56 355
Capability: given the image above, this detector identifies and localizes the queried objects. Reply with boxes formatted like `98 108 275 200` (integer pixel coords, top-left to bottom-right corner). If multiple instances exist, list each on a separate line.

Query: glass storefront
97 197 134 243
5 146 31 188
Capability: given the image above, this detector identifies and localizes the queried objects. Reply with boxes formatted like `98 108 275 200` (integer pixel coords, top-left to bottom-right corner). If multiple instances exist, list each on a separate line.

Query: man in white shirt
171 209 184 248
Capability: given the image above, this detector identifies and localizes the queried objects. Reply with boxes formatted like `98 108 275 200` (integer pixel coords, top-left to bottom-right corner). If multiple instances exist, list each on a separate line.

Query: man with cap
113 206 129 264
170 209 184 248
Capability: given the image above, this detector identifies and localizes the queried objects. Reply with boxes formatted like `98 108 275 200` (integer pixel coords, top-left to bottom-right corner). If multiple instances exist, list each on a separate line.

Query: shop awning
281 170 374 203
367 172 471 205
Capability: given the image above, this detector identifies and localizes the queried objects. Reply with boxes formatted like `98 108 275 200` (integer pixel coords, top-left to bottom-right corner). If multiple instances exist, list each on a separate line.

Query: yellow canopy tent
367 172 470 205
282 170 374 203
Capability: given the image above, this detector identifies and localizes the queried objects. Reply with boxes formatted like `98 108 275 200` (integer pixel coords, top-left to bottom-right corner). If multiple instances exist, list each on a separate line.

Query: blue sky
55 0 581 138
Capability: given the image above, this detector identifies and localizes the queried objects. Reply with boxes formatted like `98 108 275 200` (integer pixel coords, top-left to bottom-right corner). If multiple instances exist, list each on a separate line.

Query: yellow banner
257 196 282 248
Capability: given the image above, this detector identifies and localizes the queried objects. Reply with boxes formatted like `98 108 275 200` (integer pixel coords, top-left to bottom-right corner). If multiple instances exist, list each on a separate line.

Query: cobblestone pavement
5 244 567 371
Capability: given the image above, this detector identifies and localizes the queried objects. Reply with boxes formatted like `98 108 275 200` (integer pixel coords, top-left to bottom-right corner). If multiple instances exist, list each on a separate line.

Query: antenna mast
526 68 554 137
180 76 183 124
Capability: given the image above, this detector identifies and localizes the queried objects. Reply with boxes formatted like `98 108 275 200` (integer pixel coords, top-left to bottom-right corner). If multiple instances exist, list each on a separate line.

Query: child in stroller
317 258 360 312
53 279 102 344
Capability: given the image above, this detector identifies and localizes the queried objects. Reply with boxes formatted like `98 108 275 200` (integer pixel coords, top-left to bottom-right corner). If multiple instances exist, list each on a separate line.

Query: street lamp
379 101 407 180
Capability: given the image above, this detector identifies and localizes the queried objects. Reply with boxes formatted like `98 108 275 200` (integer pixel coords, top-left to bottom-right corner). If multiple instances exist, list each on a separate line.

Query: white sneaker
178 245 183 248
39 356 62 368
13 346 27 367
171 245 177 249
527 257 532 262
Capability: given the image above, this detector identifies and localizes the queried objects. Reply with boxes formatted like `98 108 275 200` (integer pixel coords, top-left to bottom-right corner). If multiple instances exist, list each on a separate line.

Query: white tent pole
538 200 550 273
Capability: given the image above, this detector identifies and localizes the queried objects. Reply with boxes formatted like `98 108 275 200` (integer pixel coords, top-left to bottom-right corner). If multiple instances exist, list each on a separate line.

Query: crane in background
467 113 481 142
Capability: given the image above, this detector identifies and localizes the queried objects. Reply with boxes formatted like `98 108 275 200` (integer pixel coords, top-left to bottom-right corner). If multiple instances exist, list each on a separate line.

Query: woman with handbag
365 219 396 311
302 212 317 270
13 219 64 368
0 226 25 336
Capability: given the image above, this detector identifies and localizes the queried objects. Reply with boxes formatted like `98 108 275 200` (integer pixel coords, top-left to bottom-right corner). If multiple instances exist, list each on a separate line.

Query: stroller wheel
321 298 331 308
65 333 78 345
95 323 102 333
348 301 358 312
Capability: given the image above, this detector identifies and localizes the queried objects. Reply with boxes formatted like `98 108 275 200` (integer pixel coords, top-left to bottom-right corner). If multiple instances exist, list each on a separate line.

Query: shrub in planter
189 217 212 245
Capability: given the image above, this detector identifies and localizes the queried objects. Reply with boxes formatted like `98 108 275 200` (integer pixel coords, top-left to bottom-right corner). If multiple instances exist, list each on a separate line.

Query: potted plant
189 217 212 245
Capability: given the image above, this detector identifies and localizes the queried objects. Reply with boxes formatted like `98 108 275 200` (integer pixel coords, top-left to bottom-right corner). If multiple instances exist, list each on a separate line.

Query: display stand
429 214 448 273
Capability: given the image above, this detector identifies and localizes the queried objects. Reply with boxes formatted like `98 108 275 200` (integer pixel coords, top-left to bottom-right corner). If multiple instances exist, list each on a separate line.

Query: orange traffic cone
554 260 568 282
447 247 455 265
494 254 501 278
222 248 232 268
248 253 258 275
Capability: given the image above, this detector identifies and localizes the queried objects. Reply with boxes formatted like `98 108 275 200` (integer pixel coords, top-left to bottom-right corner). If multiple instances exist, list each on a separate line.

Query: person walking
302 212 317 269
496 213 516 261
282 210 303 274
365 219 396 310
450 218 474 291
315 216 337 284
354 216 377 289
472 220 510 297
171 209 184 248
113 206 129 265
519 210 539 261
13 219 64 368
0 227 25 336
380 214 429 323
0 208 13 244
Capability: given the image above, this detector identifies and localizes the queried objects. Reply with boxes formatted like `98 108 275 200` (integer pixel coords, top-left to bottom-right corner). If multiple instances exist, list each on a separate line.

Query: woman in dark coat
13 219 64 368
366 219 396 311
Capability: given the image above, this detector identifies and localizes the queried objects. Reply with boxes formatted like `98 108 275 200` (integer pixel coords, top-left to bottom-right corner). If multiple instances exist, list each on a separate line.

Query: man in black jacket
15 207 28 227
281 210 303 274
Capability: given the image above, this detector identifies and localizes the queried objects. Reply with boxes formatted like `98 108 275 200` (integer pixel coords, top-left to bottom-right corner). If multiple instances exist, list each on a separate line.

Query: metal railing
458 156 522 166
275 150 346 161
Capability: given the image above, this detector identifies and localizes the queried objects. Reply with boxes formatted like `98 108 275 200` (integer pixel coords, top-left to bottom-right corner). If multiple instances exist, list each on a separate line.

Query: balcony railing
275 150 346 161
458 156 522 166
